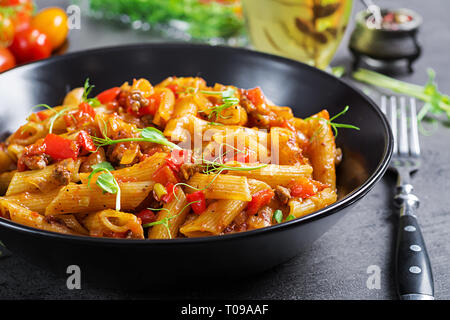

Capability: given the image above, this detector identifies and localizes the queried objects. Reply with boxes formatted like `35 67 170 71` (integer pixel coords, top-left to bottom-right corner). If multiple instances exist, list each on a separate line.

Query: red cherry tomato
0 13 15 47
9 27 52 64
0 47 16 72
1 0 33 32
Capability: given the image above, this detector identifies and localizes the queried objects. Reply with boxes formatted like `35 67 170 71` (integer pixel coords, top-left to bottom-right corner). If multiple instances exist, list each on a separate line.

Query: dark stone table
0 0 448 299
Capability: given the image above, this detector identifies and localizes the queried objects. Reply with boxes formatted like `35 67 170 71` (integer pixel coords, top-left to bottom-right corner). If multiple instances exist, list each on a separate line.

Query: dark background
0 0 449 299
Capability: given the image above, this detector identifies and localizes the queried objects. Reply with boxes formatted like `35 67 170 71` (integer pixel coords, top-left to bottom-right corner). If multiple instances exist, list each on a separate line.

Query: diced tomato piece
36 110 49 121
64 102 96 128
161 182 176 203
96 87 121 104
186 191 206 215
152 164 178 185
140 92 161 116
43 133 79 160
136 209 157 225
166 150 192 172
166 84 179 98
78 102 96 118
289 177 316 199
76 130 96 152
246 189 274 215
246 87 266 106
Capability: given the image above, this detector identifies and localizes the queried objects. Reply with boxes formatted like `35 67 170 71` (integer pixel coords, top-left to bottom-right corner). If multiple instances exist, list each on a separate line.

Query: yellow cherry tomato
31 7 69 50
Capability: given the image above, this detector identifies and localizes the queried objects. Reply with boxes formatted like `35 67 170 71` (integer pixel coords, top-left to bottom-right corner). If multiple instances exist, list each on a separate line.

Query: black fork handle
395 185 434 300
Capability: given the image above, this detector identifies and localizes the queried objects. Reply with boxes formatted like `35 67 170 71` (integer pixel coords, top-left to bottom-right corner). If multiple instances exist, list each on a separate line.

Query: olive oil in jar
242 0 353 69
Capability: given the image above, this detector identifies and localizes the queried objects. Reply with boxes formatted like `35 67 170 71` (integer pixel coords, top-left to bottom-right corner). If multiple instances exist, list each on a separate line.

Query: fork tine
381 95 387 114
389 96 398 155
398 97 409 156
409 98 421 157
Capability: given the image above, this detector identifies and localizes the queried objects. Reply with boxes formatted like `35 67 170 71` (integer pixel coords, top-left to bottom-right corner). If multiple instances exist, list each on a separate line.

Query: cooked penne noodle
6 159 78 196
225 163 313 187
288 188 337 219
180 179 270 237
0 170 15 195
83 209 144 239
306 110 337 190
148 188 190 239
79 152 167 184
186 173 251 201
45 181 154 216
0 199 81 235
2 187 62 214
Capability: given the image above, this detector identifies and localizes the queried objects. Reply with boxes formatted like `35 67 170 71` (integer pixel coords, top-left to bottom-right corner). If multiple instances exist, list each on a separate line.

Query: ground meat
21 154 49 170
179 163 202 181
106 143 141 168
239 92 256 114
79 148 106 173
51 162 72 185
274 185 291 204
125 91 149 114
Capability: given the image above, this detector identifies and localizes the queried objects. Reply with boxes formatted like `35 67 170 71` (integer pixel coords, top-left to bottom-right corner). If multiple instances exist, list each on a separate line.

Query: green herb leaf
285 214 295 222
91 126 181 150
352 68 450 130
201 88 239 120
139 127 181 149
273 209 283 224
305 106 360 138
92 161 115 171
87 167 121 210
97 172 119 194
142 200 201 239
331 65 346 78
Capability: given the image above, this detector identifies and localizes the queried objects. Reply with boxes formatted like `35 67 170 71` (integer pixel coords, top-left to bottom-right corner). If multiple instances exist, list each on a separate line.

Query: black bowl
0 43 392 289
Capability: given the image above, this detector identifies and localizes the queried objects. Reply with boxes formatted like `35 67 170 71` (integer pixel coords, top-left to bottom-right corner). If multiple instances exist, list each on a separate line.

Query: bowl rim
0 42 393 245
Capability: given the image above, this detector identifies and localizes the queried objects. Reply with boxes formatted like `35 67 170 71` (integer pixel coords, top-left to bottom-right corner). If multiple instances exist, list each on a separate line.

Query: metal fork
381 96 434 300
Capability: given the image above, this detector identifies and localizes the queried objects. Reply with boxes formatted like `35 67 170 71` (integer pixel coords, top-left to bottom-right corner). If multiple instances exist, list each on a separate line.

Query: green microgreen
200 88 240 120
82 78 101 107
91 126 181 150
305 106 360 138
142 199 201 239
353 68 450 134
87 166 121 211
273 209 283 224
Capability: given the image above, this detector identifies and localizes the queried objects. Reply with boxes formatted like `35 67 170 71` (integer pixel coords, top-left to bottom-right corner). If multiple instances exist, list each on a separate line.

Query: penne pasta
306 110 337 190
186 173 251 201
79 152 167 184
0 199 81 235
288 188 337 219
148 188 190 239
45 181 154 216
0 76 347 239
83 209 144 239
180 179 270 237
6 159 79 196
225 163 313 187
